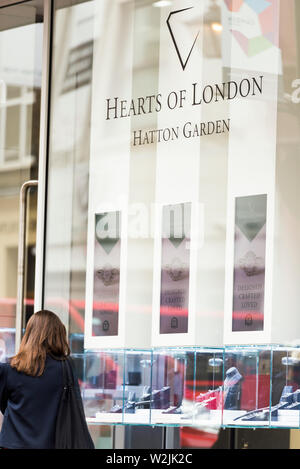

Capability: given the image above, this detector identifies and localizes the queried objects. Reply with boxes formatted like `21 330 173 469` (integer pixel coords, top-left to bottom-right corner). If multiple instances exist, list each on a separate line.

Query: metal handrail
15 180 38 353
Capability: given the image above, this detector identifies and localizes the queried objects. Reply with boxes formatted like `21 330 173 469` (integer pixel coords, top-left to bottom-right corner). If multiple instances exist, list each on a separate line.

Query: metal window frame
34 0 53 312
0 0 54 313
0 0 54 344
0 0 52 337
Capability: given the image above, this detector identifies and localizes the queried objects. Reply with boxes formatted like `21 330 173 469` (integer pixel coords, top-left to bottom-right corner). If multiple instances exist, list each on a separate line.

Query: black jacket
0 355 67 449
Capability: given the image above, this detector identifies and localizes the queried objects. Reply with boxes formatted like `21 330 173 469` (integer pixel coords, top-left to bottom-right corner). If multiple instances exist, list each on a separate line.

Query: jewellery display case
222 345 300 429
150 348 195 426
80 349 153 426
150 347 224 428
222 346 272 428
193 348 224 428
78 347 223 428
270 346 300 429
81 350 126 425
73 346 300 429
122 350 153 426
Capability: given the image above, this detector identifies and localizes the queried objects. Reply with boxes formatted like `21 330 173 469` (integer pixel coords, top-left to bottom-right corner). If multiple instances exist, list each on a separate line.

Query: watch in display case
223 367 243 410
233 386 300 422
162 406 182 415
135 386 152 409
109 404 123 414
124 392 136 414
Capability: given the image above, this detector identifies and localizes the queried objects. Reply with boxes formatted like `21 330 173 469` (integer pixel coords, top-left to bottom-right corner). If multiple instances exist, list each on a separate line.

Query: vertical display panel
232 194 267 332
92 211 121 337
160 202 191 335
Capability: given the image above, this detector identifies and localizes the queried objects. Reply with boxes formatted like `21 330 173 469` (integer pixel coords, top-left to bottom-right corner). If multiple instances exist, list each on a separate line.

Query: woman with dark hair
0 310 92 449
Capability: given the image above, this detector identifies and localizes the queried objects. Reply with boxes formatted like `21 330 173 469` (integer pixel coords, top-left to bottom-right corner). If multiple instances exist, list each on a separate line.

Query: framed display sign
92 211 121 337
85 208 127 349
232 194 267 332
159 202 191 335
152 200 201 347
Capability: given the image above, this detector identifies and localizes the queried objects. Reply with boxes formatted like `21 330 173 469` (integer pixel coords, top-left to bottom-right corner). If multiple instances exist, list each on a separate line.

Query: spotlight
211 22 223 33
153 1 172 8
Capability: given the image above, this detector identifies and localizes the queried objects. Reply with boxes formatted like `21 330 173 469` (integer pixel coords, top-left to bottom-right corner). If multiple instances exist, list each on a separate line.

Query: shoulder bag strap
65 356 76 386
65 356 85 406
61 359 69 389
0 363 9 414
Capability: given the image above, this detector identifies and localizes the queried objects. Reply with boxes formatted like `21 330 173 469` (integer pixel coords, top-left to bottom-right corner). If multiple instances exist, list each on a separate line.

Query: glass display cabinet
193 348 224 428
222 346 272 427
150 347 224 428
74 346 300 429
81 350 125 425
270 346 300 429
79 349 153 426
122 349 152 426
150 348 195 426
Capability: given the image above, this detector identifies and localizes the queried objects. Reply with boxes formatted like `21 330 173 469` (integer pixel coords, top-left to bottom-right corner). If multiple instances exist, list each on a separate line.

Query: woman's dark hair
11 310 70 376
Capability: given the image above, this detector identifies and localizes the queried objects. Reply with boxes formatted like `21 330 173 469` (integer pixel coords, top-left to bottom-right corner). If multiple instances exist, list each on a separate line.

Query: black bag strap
0 363 9 414
66 357 76 385
61 357 73 388
61 357 81 395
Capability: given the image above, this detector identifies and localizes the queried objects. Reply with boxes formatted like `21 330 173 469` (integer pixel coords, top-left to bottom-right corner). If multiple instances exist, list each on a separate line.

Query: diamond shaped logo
235 195 267 242
95 212 120 254
167 7 200 71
